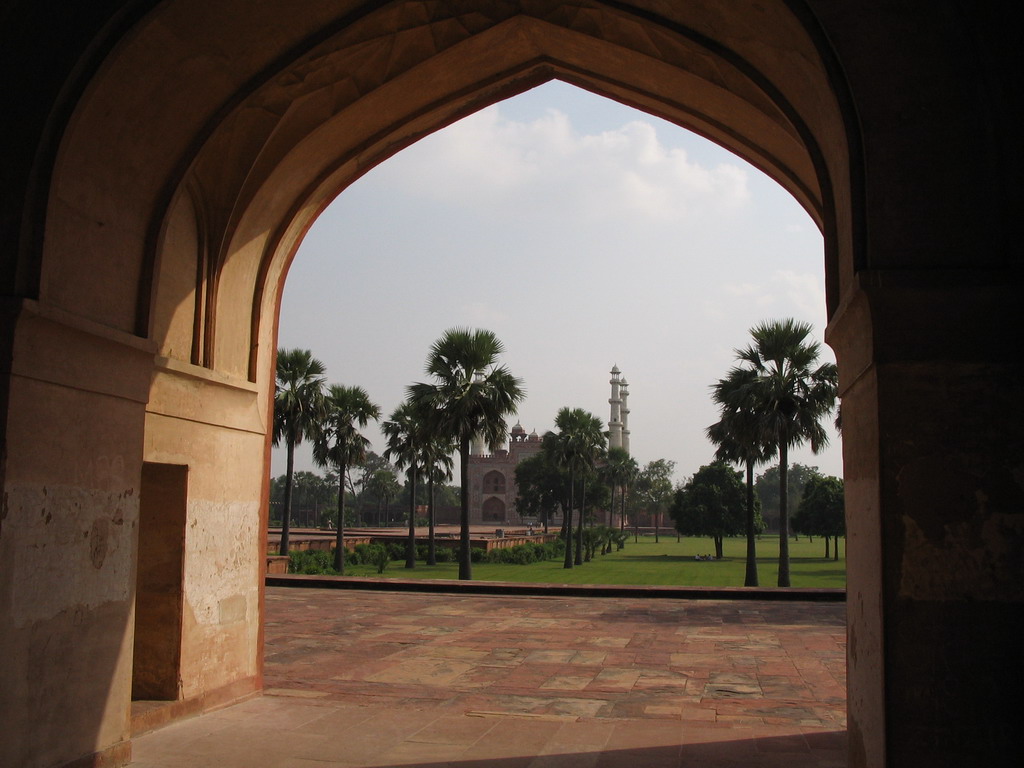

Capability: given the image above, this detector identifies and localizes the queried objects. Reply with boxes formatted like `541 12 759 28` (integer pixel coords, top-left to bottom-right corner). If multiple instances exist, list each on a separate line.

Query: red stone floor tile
130 588 847 767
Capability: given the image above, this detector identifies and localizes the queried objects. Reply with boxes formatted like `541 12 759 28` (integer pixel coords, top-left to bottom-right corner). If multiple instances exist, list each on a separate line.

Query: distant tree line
268 455 461 530
669 460 844 558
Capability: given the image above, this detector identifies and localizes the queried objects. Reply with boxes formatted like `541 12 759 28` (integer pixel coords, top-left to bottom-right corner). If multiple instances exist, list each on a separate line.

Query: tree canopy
312 384 380 572
707 366 778 585
754 463 820 527
273 348 326 554
729 319 838 585
544 407 607 567
670 461 751 558
514 449 569 531
408 328 524 579
383 401 427 569
793 474 845 558
634 459 675 541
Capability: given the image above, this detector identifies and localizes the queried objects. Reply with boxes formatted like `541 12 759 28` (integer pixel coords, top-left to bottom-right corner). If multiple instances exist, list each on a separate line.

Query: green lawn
332 535 846 588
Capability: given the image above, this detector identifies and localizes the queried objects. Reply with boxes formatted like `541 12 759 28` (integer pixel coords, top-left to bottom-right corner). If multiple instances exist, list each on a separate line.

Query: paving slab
130 587 847 767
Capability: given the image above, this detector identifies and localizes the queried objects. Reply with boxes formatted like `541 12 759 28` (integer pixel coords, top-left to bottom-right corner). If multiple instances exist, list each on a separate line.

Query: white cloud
771 269 825 323
376 106 749 225
722 282 762 297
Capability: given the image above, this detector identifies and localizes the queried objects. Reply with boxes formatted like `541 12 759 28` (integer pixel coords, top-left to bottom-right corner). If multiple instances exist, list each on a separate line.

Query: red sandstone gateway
0 2 1017 767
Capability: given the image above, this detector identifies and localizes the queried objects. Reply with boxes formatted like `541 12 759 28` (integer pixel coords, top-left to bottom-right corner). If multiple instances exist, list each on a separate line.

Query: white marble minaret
620 376 631 454
608 365 625 451
469 372 488 456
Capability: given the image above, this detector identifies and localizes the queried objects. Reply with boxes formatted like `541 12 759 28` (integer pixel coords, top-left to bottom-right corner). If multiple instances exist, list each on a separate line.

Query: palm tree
419 434 455 565
409 328 524 580
312 384 380 573
603 447 638 532
365 468 400 526
546 407 606 568
707 367 777 586
382 401 425 570
734 318 838 587
272 349 326 556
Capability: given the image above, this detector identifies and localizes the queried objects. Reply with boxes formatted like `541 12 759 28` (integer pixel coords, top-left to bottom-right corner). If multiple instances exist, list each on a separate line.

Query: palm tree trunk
427 475 436 566
334 461 346 573
620 483 627 534
405 468 417 569
458 438 472 580
575 477 585 565
634 497 639 543
744 459 758 586
778 442 791 587
563 472 575 569
279 439 295 556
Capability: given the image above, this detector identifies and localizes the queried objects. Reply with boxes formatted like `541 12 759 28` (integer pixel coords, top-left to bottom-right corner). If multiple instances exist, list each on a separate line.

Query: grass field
331 534 846 588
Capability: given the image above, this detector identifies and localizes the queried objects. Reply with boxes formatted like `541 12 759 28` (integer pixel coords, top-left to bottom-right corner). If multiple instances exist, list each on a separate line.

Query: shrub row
289 538 565 574
472 540 564 564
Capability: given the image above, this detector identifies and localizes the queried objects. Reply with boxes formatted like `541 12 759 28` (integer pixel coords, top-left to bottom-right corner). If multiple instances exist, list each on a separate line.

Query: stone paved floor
131 587 847 767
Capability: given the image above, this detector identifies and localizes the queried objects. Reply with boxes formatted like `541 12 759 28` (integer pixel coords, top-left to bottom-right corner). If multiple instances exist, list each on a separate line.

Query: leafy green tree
708 367 777 586
793 474 845 559
383 401 426 569
514 450 569 533
312 384 380 573
754 463 820 531
409 328 524 580
635 459 676 543
272 348 326 555
671 461 749 559
269 471 335 526
734 319 838 586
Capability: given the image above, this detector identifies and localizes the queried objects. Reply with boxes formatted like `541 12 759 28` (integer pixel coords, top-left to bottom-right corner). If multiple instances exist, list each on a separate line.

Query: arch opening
7 2 901 767
271 80 841 529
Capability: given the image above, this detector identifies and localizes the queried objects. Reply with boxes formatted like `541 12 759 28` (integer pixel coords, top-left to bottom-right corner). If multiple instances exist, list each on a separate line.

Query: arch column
0 301 153 768
829 275 1024 767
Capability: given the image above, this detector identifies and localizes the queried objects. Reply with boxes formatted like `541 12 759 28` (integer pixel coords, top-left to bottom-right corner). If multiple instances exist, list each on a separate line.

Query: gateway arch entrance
0 3 1019 767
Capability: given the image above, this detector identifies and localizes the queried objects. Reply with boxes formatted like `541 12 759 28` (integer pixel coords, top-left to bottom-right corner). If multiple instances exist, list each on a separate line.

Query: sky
272 81 842 486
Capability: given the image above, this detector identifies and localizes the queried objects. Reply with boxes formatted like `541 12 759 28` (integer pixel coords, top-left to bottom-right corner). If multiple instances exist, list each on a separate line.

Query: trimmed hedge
288 538 565 574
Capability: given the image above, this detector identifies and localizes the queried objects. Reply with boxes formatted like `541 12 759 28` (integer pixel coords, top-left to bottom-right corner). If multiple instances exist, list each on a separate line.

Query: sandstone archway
2 3 1019 768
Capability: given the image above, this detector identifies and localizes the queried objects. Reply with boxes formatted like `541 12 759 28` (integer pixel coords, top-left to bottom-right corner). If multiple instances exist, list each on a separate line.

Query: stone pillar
828 276 1024 767
0 301 153 768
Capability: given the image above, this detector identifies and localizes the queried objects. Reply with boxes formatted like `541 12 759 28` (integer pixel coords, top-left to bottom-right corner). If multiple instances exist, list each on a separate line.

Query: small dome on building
511 422 526 435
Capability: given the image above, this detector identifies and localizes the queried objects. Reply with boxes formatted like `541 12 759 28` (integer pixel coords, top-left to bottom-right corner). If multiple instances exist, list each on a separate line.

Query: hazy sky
272 81 842 485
